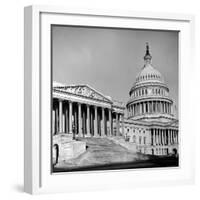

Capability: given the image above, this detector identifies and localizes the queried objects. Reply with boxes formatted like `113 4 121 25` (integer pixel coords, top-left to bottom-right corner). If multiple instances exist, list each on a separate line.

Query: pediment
54 84 112 103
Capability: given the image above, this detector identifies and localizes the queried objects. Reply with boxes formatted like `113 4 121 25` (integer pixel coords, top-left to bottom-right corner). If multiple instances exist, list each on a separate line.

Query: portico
52 84 125 138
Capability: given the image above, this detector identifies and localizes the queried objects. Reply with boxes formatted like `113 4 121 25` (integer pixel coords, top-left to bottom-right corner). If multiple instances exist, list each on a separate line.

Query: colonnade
151 128 178 146
52 98 124 137
128 101 171 117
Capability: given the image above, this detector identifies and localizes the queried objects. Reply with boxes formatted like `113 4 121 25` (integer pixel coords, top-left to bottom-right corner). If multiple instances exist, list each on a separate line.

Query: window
144 137 146 144
139 136 142 144
133 135 136 143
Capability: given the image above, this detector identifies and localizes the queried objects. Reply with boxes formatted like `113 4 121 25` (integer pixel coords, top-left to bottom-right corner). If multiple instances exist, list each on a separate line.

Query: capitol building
52 44 179 158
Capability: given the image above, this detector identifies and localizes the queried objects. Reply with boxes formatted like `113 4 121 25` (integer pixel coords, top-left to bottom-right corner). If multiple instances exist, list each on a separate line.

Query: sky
52 26 179 115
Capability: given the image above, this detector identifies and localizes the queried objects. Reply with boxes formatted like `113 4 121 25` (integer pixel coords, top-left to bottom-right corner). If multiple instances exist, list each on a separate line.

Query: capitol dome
135 63 164 84
127 43 174 122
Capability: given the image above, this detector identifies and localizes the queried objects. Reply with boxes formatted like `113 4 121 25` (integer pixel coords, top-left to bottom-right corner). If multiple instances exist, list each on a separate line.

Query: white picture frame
24 5 195 194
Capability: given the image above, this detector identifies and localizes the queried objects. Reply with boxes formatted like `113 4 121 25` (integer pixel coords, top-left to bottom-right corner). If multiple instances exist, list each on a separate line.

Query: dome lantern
144 42 152 65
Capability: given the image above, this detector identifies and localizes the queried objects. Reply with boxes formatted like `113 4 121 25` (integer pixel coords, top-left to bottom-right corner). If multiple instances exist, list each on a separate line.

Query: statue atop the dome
144 42 152 64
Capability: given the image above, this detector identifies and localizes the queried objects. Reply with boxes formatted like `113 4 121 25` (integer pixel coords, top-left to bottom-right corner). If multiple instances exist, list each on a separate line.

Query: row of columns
52 99 124 138
151 129 178 146
128 101 171 117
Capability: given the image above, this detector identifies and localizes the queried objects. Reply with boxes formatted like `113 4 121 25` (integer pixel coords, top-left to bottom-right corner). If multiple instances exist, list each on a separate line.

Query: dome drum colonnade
127 100 172 117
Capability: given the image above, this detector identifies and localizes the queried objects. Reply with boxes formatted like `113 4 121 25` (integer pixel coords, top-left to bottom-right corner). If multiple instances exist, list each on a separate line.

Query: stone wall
53 134 86 164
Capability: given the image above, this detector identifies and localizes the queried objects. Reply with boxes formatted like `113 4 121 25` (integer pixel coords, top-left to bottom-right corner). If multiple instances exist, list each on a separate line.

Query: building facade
52 44 179 156
125 44 178 156
52 84 125 138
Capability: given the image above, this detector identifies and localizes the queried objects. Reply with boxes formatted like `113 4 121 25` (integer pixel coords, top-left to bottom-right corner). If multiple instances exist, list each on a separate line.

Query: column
149 102 151 113
52 110 55 135
159 130 162 145
153 129 156 145
167 130 170 145
135 104 136 115
59 100 63 133
143 102 146 113
175 130 177 144
155 129 157 145
164 102 166 113
116 113 120 136
166 103 169 113
78 103 82 137
167 103 169 113
94 106 98 137
169 130 172 145
101 107 105 136
122 114 125 136
109 109 112 136
160 130 162 145
82 109 86 137
65 104 69 133
62 113 65 133
69 101 73 135
170 130 173 144
151 129 154 145
139 103 141 114
165 130 167 145
163 130 166 145
132 105 134 116
90 109 94 136
160 101 162 113
156 129 159 145
55 106 59 134
163 130 165 145
176 130 178 144
160 129 162 145
86 105 91 136
153 101 155 112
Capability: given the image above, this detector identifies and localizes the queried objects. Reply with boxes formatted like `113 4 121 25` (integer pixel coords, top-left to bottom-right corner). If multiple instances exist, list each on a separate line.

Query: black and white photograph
51 25 179 173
